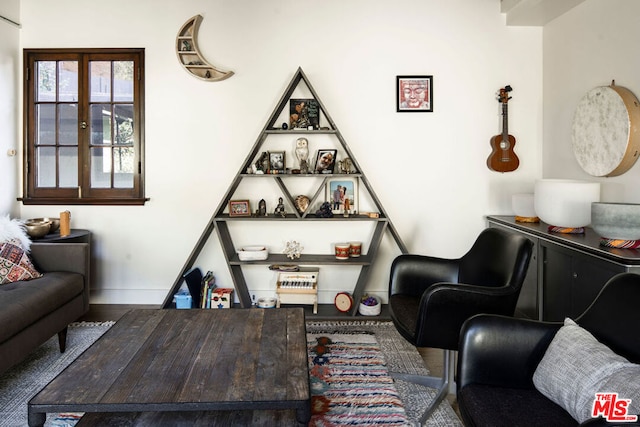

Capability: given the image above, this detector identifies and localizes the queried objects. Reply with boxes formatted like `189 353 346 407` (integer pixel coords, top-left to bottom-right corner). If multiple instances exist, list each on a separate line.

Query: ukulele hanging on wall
487 85 519 172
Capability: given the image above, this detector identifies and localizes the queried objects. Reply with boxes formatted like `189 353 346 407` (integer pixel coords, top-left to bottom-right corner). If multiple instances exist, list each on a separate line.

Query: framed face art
314 149 337 174
229 200 251 217
396 75 433 112
268 151 285 172
326 178 358 214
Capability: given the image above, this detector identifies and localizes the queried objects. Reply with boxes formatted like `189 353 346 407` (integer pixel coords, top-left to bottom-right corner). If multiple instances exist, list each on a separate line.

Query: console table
487 215 640 321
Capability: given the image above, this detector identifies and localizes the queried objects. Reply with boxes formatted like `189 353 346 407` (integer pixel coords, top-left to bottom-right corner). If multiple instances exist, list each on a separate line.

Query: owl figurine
295 137 310 173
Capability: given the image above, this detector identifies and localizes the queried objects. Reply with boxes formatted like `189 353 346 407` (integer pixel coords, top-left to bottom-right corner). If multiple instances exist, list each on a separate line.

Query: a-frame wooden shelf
163 68 407 316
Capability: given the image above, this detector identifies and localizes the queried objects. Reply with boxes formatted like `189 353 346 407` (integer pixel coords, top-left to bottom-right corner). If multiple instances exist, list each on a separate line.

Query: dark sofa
0 242 90 374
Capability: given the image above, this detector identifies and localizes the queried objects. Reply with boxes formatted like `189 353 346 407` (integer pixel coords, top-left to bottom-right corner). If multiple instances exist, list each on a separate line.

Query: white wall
0 1 20 215
543 0 640 202
12 0 543 305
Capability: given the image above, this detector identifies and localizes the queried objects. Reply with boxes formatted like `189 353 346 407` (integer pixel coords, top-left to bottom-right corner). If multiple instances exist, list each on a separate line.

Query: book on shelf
200 271 216 308
290 99 320 129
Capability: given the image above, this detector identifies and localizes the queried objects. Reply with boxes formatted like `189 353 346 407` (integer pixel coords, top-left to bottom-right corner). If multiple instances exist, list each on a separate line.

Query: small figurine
315 202 334 218
257 199 267 216
254 152 269 173
294 137 310 174
343 197 351 217
274 197 286 217
339 157 354 174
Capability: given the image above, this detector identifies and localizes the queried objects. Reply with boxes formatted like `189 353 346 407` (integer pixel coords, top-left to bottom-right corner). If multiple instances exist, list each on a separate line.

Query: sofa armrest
30 242 90 312
30 242 90 279
457 314 561 391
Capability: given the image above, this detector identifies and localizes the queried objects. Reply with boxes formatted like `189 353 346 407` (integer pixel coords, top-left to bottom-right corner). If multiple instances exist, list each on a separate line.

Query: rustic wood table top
28 308 310 426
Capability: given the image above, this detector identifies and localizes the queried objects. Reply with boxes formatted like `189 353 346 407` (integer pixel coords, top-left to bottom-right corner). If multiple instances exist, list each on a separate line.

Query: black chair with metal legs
388 227 533 424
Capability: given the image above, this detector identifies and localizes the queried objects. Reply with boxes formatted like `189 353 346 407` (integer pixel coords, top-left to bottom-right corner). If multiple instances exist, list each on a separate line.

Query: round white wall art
572 84 640 177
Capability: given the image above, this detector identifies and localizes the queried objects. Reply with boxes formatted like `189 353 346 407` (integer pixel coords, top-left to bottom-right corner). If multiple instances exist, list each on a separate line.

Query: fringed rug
307 321 462 427
308 331 408 426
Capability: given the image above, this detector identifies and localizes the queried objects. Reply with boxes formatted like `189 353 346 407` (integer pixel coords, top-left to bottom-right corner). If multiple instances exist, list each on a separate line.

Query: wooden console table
28 308 310 426
487 215 640 321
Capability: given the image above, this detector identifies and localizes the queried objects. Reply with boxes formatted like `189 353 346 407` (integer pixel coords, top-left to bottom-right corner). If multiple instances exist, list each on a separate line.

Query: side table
37 229 91 244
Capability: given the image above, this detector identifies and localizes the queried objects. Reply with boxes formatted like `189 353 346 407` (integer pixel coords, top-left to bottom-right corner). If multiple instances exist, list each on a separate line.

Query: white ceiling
502 0 586 26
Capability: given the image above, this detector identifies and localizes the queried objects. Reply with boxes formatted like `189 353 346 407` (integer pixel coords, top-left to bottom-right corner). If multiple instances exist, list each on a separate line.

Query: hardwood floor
78 304 461 421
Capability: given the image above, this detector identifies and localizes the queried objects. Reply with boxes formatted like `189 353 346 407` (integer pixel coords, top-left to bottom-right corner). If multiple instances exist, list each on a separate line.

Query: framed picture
290 99 320 130
396 75 433 112
314 149 337 174
229 200 251 217
268 151 285 172
326 178 358 214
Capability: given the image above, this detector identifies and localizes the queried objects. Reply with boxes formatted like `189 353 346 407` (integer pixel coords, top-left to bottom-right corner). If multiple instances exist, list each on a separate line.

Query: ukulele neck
502 103 509 141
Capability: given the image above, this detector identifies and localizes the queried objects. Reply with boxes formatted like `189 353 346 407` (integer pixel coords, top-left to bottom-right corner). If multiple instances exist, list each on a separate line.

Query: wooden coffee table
28 308 310 426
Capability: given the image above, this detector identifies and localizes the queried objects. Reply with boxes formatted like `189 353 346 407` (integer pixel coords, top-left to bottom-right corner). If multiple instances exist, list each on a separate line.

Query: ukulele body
487 85 519 172
487 133 519 172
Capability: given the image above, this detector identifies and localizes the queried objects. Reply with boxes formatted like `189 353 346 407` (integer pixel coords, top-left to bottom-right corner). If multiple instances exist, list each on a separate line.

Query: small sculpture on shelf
343 198 351 218
256 199 267 217
284 240 303 260
294 195 310 215
339 157 354 174
294 137 310 174
315 202 334 218
274 197 286 217
254 152 269 174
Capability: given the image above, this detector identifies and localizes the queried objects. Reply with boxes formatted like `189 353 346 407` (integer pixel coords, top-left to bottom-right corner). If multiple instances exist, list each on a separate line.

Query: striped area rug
307 321 462 427
308 331 409 426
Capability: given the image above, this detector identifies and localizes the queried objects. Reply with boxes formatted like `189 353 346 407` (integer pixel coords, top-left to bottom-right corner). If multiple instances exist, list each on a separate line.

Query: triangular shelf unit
163 67 407 316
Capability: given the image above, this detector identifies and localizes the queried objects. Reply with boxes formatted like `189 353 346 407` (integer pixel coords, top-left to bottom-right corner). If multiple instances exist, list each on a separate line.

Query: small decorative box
211 288 234 309
174 290 192 309
237 246 269 261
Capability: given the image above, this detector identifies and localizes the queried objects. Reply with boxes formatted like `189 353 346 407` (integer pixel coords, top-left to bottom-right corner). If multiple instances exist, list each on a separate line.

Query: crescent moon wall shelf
176 14 234 82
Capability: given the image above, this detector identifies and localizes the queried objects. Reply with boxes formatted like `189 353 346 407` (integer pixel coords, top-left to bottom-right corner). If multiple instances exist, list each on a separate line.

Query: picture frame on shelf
229 200 251 217
396 75 433 112
290 98 320 130
315 149 337 174
326 178 358 214
268 151 285 172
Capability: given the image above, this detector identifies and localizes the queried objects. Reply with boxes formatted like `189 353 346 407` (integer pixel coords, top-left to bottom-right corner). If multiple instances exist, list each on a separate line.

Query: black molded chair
457 272 640 427
388 227 533 424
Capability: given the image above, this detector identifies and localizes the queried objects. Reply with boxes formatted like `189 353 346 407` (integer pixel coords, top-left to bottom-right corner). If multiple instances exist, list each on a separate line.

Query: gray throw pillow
533 318 640 423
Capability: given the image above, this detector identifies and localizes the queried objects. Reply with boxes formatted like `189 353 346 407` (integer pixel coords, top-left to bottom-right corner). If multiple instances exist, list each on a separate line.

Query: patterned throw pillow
0 239 43 284
533 318 640 423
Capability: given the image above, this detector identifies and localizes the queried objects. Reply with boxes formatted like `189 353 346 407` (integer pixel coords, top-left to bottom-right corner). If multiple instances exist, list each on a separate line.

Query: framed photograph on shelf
326 178 358 214
268 151 285 172
229 200 251 217
314 149 337 174
396 75 433 112
290 99 320 129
